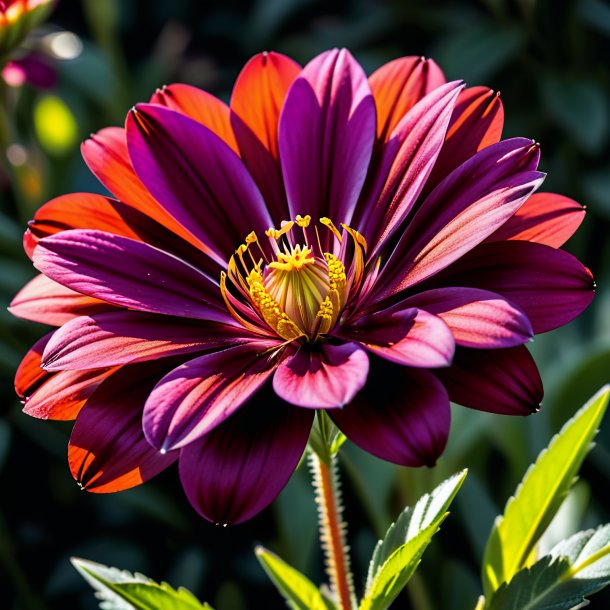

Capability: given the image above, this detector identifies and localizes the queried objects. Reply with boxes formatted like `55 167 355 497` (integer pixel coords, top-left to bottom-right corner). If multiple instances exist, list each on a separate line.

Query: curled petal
486 192 585 248
69 365 178 493
331 364 450 467
15 333 53 398
179 390 313 524
143 341 282 452
273 342 369 408
436 346 542 415
403 287 533 348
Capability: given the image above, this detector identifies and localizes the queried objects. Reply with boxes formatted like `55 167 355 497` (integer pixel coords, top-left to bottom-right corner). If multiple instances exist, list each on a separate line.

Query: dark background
1 0 610 608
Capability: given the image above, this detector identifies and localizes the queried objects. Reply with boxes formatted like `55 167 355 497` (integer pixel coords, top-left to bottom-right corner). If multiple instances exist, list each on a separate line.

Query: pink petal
340 308 454 368
279 49 376 227
179 389 313 524
143 341 282 452
330 363 450 467
69 365 178 493
436 346 542 415
32 230 231 323
433 240 595 333
403 287 533 348
272 342 369 409
357 82 463 255
41 311 252 371
127 104 273 266
486 192 585 248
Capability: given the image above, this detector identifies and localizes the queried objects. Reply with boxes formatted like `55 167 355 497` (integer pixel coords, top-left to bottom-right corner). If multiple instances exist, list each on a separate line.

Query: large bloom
11 50 594 524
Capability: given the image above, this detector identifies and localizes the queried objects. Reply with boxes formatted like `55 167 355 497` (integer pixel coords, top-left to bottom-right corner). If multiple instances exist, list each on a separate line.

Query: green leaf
71 558 212 610
360 470 467 610
255 546 336 610
482 386 610 597
488 524 610 610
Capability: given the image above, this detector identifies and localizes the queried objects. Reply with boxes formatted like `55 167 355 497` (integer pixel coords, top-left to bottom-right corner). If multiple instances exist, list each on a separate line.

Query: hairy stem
310 451 355 610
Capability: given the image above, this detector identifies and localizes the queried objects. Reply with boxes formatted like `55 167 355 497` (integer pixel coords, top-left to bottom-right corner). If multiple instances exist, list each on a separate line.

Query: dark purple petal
372 138 544 300
179 389 313 524
341 308 454 367
432 241 595 333
279 49 376 227
69 365 178 493
32 230 231 323
356 82 463 256
331 362 450 467
436 346 542 415
272 342 369 408
143 341 282 452
42 312 254 371
127 104 273 265
403 287 533 348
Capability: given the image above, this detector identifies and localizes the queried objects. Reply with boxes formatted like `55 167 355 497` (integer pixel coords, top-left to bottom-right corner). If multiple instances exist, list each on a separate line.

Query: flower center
221 215 367 342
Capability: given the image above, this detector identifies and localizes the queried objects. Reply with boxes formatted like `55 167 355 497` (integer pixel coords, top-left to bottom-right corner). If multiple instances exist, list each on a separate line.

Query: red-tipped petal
15 333 53 398
272 342 369 409
179 390 313 525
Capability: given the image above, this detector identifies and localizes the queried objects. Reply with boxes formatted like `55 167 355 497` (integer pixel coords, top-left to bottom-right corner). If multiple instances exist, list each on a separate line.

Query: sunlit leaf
255 546 336 610
33 95 79 155
482 386 610 597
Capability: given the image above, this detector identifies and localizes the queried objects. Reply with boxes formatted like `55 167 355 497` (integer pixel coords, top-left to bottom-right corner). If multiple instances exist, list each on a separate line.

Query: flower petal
330 363 450 467
373 138 544 299
151 83 238 153
14 333 53 399
33 230 231 322
369 56 445 143
486 192 585 248
42 311 253 371
403 287 533 348
69 365 178 493
433 241 595 333
436 346 542 415
279 49 376 227
143 341 282 452
356 82 463 256
341 308 454 368
127 104 273 265
9 274 113 326
179 389 313 524
272 342 369 408
231 52 301 222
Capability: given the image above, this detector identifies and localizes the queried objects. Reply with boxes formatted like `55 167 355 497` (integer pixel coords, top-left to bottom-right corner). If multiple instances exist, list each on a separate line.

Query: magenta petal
341 308 454 368
41 312 253 371
179 390 313 524
331 363 450 467
273 342 369 408
436 346 542 415
127 104 273 265
279 49 376 227
32 230 231 323
69 365 178 493
403 287 533 348
143 341 282 452
434 241 595 333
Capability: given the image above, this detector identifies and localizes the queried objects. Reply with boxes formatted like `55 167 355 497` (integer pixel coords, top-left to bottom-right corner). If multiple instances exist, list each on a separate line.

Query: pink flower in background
10 49 594 524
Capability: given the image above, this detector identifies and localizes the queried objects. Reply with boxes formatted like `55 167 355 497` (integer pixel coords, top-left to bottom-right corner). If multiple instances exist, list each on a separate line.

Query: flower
10 49 594 524
0 0 54 57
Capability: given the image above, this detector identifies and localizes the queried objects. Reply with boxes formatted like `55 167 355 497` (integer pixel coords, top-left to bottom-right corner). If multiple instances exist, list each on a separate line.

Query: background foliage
1 0 609 608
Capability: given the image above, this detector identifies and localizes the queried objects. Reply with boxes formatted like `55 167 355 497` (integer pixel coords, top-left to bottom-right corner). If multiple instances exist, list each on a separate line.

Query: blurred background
1 0 610 608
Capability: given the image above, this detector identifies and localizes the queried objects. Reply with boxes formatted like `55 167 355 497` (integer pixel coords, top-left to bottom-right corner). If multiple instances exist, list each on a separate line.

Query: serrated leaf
366 470 467 591
482 386 610 597
71 558 212 610
360 470 467 610
255 546 337 610
488 524 610 610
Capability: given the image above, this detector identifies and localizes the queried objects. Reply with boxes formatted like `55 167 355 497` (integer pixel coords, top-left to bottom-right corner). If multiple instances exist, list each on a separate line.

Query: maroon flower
10 50 593 524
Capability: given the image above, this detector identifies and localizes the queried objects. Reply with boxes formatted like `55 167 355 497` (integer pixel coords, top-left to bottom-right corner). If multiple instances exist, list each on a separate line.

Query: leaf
481 386 610 597
488 524 610 610
360 470 467 610
255 546 336 610
71 558 212 610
